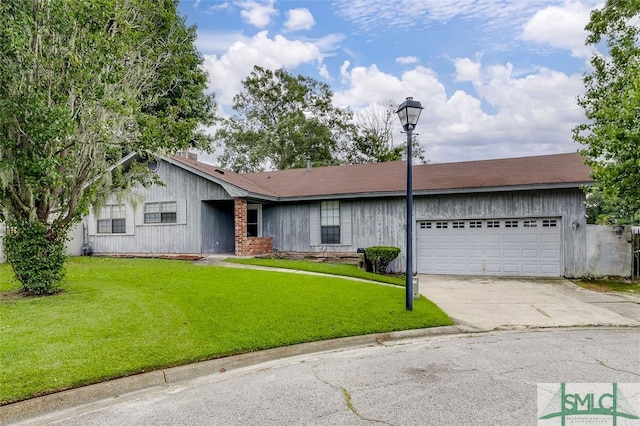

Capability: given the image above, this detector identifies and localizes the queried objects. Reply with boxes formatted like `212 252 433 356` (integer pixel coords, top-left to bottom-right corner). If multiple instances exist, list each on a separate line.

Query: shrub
3 219 68 295
364 246 400 274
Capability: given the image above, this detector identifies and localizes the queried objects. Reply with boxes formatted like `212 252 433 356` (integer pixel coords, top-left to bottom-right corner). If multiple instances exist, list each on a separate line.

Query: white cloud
284 8 315 32
238 0 277 28
202 31 338 104
194 31 251 55
318 64 331 80
522 1 600 58
396 56 419 65
334 60 585 163
454 56 482 82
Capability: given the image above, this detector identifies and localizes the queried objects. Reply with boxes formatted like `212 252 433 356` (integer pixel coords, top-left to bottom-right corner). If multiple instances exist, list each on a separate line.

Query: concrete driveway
419 275 640 331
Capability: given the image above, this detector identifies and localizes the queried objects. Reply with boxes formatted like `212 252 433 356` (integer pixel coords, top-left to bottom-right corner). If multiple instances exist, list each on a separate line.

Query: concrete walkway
419 275 640 331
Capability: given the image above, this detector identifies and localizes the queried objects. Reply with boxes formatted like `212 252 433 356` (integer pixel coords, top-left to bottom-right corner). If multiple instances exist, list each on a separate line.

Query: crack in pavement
310 366 393 425
595 359 640 377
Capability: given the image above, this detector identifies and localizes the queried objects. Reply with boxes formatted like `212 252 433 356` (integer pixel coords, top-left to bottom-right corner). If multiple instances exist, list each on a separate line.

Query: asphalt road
22 328 640 426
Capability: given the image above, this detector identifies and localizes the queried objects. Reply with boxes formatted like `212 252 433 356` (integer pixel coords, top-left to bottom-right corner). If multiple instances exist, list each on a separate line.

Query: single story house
82 151 592 278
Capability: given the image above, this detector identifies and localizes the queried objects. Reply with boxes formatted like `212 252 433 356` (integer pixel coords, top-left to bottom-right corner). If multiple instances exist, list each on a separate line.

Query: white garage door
416 218 562 277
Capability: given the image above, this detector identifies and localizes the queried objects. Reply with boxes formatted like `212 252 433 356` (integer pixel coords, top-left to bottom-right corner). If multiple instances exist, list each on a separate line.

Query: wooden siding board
263 204 311 252
201 201 235 253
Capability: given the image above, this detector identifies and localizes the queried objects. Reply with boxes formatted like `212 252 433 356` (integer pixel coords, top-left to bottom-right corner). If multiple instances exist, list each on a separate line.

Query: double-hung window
144 202 177 224
97 204 126 234
320 201 340 244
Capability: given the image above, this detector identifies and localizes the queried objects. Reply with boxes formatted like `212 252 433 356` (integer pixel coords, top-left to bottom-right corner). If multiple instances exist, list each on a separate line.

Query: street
21 328 640 426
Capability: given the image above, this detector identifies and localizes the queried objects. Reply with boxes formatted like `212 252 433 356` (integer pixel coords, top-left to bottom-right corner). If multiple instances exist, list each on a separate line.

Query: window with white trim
487 221 500 228
321 201 340 244
505 220 519 228
543 219 558 227
144 202 177 224
420 222 432 229
97 204 126 234
452 221 465 229
523 220 538 228
469 221 483 229
436 222 448 229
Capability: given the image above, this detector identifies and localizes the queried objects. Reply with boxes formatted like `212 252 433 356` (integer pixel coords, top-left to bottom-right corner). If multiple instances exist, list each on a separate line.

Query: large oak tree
0 0 215 294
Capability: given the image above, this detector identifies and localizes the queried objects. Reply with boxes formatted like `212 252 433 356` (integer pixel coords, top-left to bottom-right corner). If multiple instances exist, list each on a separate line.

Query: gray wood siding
86 159 234 254
261 189 586 276
263 203 311 251
201 201 235 253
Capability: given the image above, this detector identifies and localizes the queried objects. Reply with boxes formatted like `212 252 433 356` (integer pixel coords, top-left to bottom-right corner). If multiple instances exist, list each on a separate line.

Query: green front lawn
0 257 451 404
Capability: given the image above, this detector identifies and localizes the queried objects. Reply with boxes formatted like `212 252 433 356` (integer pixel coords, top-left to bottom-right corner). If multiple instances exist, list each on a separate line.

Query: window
97 204 126 234
420 222 432 229
487 221 500 228
523 220 538 228
321 201 340 244
469 221 483 229
436 222 448 229
144 202 177 224
247 205 261 237
543 219 558 228
505 220 519 228
452 221 465 229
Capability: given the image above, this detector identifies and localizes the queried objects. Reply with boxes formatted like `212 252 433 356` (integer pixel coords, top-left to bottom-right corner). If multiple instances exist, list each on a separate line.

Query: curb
1 325 476 425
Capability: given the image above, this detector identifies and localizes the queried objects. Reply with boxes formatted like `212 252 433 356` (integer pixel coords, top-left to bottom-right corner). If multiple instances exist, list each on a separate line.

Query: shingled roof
168 152 592 201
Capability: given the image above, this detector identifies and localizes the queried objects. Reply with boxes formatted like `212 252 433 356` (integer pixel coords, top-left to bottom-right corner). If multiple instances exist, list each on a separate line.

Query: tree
574 0 640 222
0 0 215 294
215 66 355 172
347 102 426 164
585 187 640 224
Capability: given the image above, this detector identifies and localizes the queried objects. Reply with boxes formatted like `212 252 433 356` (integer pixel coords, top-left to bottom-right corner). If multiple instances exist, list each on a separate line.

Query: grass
572 277 640 294
0 257 452 405
225 257 406 286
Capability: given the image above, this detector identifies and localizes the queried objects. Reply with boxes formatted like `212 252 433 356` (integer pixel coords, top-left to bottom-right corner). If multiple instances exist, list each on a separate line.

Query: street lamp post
396 97 424 311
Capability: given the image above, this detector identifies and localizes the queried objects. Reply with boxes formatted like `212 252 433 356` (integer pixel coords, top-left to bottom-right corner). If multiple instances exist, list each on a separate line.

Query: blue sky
178 0 603 164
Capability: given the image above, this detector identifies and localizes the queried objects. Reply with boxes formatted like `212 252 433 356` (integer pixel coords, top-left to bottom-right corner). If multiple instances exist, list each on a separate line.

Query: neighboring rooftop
169 152 593 200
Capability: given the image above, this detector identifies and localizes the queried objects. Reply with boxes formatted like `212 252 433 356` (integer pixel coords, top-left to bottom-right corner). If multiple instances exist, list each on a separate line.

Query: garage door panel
522 234 540 243
503 249 520 258
468 235 484 243
503 235 521 243
417 217 562 277
486 235 502 243
541 234 559 243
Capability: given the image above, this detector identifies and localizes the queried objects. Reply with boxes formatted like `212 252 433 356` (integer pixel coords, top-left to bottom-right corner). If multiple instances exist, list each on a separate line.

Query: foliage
347 102 425 164
0 257 452 404
574 0 640 220
0 0 215 292
585 187 640 224
3 219 67 294
215 66 355 172
364 246 401 274
225 257 405 286
572 278 640 294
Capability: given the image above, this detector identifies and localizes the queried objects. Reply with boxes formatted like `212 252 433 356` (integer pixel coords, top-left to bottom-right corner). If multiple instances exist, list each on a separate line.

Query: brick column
234 198 247 256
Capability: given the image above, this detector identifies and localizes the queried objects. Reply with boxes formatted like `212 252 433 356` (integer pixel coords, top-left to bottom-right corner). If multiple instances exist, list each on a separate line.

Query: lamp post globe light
396 97 423 311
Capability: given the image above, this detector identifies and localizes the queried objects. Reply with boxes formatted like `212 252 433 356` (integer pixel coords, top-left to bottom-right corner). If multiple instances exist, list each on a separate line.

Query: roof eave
272 181 592 202
160 155 250 198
